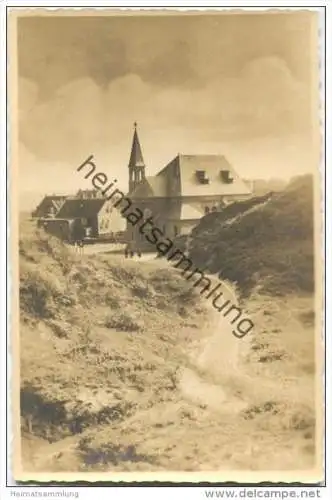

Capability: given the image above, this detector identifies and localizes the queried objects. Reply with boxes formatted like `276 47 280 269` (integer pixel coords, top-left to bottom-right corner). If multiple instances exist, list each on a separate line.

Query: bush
20 262 66 318
104 311 143 332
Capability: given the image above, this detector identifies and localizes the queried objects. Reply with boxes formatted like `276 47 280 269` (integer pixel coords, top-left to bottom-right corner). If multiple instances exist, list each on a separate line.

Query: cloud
18 78 39 120
17 53 315 198
18 13 315 93
19 56 311 145
15 13 318 207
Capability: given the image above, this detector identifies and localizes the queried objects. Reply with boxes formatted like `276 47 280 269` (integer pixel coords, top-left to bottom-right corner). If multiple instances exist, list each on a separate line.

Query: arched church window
205 206 210 214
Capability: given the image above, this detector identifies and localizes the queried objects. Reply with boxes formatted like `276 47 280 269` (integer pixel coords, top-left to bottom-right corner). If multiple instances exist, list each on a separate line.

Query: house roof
176 155 252 197
33 195 67 216
57 198 106 218
46 195 67 200
52 198 66 211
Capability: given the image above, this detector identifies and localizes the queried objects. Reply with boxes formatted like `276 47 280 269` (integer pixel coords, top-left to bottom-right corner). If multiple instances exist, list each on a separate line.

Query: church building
126 123 252 249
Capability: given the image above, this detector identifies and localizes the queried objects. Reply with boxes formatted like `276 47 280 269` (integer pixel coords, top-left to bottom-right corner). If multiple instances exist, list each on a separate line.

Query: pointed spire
128 122 145 168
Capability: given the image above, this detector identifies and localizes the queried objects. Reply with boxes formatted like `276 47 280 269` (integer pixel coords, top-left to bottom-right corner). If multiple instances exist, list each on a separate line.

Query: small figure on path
73 221 86 256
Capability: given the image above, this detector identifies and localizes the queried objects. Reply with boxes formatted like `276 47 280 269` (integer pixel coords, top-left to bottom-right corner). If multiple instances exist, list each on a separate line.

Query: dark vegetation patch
187 175 314 297
20 384 133 442
78 439 157 470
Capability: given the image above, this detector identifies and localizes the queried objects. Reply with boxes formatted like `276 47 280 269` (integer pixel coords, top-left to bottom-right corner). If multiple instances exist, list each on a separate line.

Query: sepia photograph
8 8 324 483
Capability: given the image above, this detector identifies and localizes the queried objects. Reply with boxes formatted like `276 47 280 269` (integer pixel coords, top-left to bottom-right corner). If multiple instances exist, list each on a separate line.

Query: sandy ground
67 242 125 255
20 257 317 475
67 242 157 260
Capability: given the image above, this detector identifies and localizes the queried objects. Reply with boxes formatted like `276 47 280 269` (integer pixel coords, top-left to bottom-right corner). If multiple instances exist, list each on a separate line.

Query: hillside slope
19 225 210 456
18 219 317 475
189 175 314 297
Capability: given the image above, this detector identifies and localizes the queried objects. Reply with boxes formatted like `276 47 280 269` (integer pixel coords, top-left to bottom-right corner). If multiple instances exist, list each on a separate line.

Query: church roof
159 154 252 198
128 123 145 169
146 176 167 197
130 175 167 199
182 155 251 197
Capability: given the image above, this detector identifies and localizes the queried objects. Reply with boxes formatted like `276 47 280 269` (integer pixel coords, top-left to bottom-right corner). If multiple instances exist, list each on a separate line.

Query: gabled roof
128 124 145 169
146 176 167 197
52 198 66 211
129 153 251 201
57 198 106 219
32 195 67 216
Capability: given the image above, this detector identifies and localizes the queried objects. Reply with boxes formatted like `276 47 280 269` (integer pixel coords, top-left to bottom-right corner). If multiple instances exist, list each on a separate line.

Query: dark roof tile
57 198 106 218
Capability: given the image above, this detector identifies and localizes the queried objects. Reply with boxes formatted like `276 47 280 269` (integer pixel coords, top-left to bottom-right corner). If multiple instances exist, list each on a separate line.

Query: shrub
20 263 66 318
104 312 142 332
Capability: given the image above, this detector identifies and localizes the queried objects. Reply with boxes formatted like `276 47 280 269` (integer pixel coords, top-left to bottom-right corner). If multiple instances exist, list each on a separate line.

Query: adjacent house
37 197 126 243
55 198 126 239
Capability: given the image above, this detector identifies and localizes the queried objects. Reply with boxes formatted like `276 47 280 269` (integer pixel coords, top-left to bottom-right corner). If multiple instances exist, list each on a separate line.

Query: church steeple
128 122 146 192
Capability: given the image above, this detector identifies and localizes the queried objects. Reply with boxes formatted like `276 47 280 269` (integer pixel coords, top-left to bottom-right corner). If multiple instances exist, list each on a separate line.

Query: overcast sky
17 11 319 207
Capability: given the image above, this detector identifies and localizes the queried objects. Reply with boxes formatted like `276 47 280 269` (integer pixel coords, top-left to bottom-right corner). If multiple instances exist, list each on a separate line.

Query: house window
204 206 210 214
211 206 217 212
220 170 234 184
144 207 152 219
196 170 210 184
48 206 55 217
174 226 179 236
81 218 88 226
